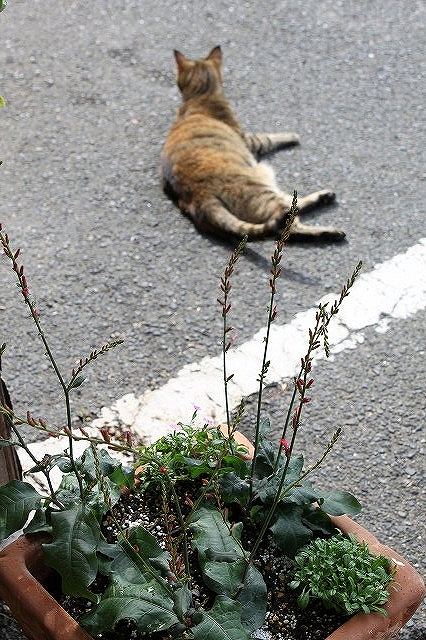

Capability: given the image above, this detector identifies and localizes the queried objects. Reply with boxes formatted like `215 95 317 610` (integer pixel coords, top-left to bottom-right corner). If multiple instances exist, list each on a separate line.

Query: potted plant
0 202 424 640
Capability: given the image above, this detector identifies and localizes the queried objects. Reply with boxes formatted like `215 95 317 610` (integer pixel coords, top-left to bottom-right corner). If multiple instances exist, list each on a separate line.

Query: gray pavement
0 1 424 638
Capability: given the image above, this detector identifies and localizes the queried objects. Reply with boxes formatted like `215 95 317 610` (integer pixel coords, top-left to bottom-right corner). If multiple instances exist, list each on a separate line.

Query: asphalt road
0 1 425 638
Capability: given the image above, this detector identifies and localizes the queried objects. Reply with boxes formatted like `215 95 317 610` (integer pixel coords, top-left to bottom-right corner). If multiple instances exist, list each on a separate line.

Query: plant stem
244 264 363 576
183 441 232 525
67 340 124 389
273 385 298 470
250 192 298 492
247 428 341 569
160 486 181 578
219 236 247 445
250 288 275 479
0 230 85 498
4 407 133 465
30 312 84 498
212 476 248 559
274 260 362 468
0 405 136 456
273 309 322 470
8 421 63 508
90 441 175 598
166 476 192 586
184 476 216 525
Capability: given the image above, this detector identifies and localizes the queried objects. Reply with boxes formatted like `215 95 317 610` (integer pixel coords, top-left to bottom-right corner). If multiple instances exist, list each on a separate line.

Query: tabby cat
161 46 345 240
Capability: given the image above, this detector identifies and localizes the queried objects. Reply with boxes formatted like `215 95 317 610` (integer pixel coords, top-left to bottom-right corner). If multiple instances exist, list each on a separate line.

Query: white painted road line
18 238 426 485
103 238 426 441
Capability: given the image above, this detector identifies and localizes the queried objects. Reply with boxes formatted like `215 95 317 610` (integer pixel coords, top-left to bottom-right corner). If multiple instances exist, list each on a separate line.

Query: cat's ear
206 45 222 66
174 50 188 73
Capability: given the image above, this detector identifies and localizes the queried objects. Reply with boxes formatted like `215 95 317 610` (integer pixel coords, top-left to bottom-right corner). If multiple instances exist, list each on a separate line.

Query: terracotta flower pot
0 534 92 640
0 431 424 640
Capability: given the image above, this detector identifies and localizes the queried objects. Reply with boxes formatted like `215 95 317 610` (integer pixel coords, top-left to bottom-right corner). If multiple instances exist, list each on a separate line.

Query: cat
161 46 345 241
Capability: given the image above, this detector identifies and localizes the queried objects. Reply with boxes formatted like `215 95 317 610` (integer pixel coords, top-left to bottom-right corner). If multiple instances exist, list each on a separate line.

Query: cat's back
164 109 245 155
162 100 255 188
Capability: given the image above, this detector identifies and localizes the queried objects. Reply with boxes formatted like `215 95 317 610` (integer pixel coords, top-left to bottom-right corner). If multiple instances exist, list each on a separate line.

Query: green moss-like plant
290 534 396 616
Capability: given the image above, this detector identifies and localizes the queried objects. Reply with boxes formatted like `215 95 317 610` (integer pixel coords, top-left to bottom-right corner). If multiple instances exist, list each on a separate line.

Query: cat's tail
195 198 286 240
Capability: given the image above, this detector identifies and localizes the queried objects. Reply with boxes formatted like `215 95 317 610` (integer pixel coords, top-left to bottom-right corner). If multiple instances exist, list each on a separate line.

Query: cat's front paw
318 190 336 205
321 227 346 241
283 132 300 146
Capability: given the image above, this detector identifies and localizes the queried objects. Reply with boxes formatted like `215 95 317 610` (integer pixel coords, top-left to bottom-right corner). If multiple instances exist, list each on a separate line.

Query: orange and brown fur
162 46 345 241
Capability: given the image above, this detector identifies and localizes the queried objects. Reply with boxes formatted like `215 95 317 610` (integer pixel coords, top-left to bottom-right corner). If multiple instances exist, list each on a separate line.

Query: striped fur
161 47 345 241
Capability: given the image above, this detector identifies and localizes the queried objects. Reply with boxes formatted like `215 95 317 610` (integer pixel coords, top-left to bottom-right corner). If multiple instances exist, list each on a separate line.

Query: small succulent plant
290 533 396 615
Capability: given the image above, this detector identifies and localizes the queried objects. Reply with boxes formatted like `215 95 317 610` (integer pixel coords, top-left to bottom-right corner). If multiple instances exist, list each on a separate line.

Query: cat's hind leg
243 132 300 156
297 190 336 212
289 215 346 241
293 190 345 239
191 198 281 239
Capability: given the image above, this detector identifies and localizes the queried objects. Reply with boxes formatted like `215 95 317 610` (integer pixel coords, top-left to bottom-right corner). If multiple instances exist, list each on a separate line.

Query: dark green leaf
190 507 266 631
56 447 122 494
78 447 121 482
282 454 304 485
259 416 271 435
189 506 242 560
127 525 171 576
92 480 121 519
192 596 249 640
104 526 171 586
320 490 361 516
283 481 319 506
221 455 248 479
81 580 178 635
43 504 102 601
251 416 278 479
252 455 304 504
220 472 250 506
105 542 150 585
231 521 243 541
173 583 192 619
252 474 279 503
253 451 305 503
55 456 74 473
0 481 43 539
182 456 205 468
236 563 267 632
249 505 263 524
183 458 213 478
298 590 310 608
96 539 119 575
252 437 276 479
97 538 119 559
24 508 52 535
108 464 134 489
55 473 81 508
56 469 120 518
302 506 336 535
270 505 313 558
202 560 266 631
203 558 244 594
205 549 242 563
68 375 85 390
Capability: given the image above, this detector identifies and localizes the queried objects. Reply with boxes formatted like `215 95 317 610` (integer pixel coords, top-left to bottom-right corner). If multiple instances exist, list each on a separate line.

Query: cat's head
173 46 223 100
